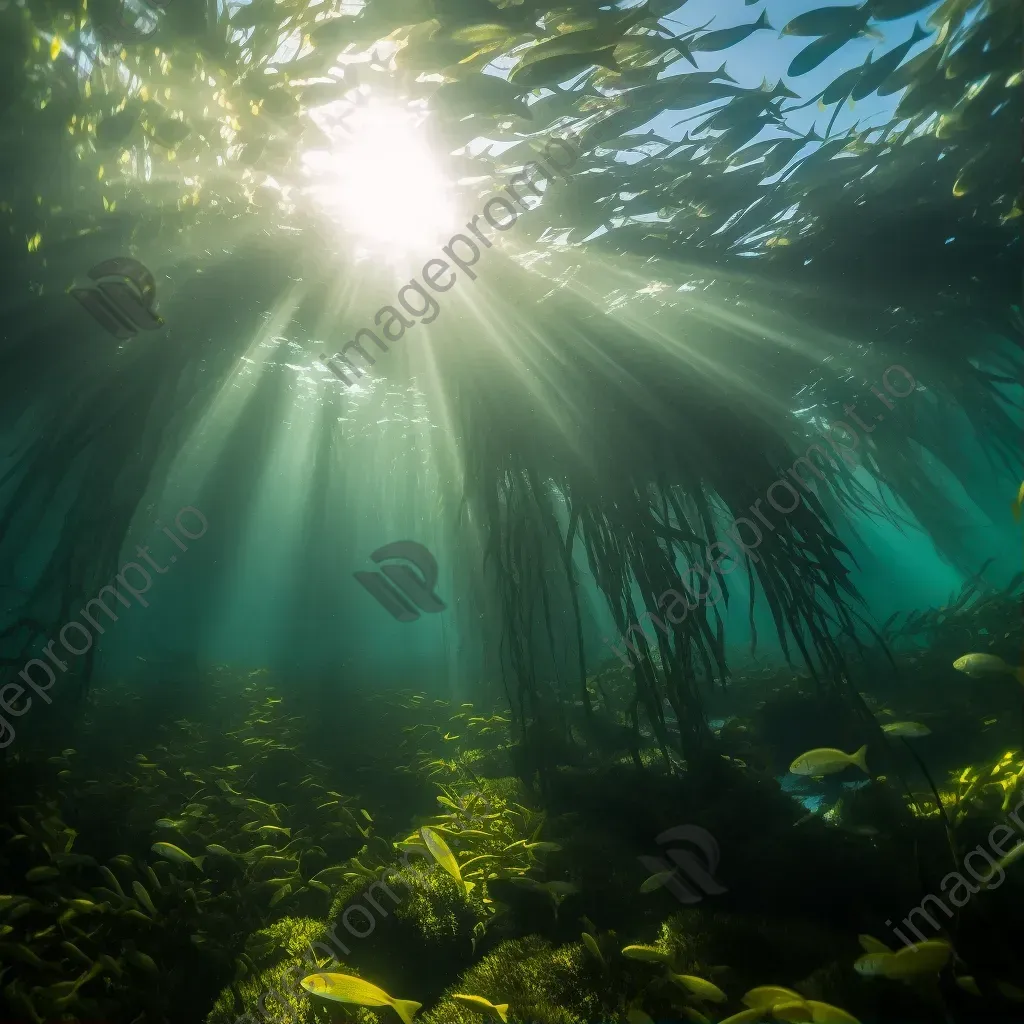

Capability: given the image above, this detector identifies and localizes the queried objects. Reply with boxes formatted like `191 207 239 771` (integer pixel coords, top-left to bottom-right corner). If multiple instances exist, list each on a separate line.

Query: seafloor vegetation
0 0 1021 1019
1 569 1022 1024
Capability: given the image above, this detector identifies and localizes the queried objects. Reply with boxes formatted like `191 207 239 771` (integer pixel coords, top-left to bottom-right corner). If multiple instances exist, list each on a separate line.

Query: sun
301 100 456 255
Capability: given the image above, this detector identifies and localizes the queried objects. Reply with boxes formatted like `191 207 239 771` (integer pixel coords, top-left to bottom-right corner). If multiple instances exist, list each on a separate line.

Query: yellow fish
880 721 931 738
953 653 1024 686
1012 481 1024 521
789 745 869 776
451 994 509 1021
420 826 474 895
880 939 953 979
151 842 206 871
621 944 673 964
300 972 421 1024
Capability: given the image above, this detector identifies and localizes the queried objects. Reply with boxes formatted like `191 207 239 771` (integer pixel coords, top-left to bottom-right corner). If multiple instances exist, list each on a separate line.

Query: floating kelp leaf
509 48 619 89
147 115 190 149
433 75 530 119
95 107 136 148
788 33 850 77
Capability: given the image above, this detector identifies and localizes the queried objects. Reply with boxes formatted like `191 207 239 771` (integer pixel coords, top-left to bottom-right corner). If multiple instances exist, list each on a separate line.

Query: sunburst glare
301 100 455 255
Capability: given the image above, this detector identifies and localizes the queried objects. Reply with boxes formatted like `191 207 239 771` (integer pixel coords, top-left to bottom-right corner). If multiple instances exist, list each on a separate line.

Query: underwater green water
0 0 1022 1021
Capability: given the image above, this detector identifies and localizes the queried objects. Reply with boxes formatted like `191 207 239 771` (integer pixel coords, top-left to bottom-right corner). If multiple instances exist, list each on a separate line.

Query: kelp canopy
0 0 1020 760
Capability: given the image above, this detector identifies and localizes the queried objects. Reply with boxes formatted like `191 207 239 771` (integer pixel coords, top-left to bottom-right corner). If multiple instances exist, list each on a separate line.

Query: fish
420 826 474 894
1013 481 1024 521
151 842 206 871
783 5 870 37
621 943 674 964
854 952 891 976
451 994 509 1021
851 23 931 100
876 939 954 979
789 745 869 776
692 11 772 52
788 33 852 76
881 721 931 738
669 975 727 1002
524 841 561 853
953 653 1024 685
255 825 291 839
300 972 422 1024
509 48 620 89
